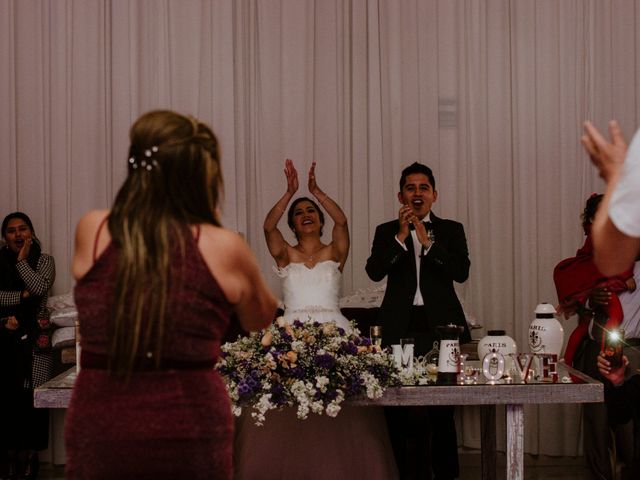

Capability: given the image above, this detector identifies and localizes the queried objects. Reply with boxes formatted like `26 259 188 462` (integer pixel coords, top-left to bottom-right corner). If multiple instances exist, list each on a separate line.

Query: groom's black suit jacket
365 212 471 348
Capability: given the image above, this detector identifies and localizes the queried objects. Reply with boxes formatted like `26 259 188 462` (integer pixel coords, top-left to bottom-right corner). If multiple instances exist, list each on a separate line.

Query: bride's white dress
233 261 398 480
278 260 352 330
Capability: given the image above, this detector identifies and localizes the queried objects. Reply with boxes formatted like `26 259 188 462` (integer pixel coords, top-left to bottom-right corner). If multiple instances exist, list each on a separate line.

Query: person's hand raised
582 120 628 183
18 237 32 262
308 161 320 196
397 204 413 242
284 159 299 195
597 351 628 387
412 218 432 249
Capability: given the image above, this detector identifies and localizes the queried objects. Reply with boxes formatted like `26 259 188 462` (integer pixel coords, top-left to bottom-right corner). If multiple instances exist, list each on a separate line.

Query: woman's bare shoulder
198 225 252 261
199 224 244 244
72 209 111 280
76 209 110 234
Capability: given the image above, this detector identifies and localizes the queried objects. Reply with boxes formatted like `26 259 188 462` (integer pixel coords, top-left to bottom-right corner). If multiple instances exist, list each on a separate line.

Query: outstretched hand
285 159 299 195
582 120 628 182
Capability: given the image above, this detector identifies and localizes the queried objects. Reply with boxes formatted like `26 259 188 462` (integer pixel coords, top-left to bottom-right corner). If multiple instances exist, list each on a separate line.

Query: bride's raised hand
285 159 299 195
308 161 321 196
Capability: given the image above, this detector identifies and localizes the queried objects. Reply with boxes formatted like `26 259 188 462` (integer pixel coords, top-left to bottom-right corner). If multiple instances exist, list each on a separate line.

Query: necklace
299 244 323 262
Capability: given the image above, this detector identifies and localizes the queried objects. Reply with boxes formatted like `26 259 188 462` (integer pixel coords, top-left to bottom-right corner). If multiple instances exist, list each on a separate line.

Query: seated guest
1 212 56 479
554 194 633 367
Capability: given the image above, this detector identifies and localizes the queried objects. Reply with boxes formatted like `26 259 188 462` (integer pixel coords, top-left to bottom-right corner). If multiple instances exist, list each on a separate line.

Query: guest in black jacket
366 163 470 480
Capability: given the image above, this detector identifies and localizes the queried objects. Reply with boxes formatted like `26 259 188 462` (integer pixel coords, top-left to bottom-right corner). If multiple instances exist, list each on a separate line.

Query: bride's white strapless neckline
275 259 351 331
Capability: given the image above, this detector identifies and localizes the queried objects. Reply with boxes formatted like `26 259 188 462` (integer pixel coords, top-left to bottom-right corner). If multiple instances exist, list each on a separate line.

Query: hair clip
129 146 159 171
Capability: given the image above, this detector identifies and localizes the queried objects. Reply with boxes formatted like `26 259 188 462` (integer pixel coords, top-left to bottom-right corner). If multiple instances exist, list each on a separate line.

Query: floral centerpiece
216 317 400 425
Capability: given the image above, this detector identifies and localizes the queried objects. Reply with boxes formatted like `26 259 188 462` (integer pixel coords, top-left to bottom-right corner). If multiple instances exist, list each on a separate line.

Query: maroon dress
65 233 235 479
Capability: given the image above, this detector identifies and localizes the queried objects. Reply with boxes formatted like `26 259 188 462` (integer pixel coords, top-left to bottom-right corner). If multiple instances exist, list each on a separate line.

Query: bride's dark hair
287 197 325 239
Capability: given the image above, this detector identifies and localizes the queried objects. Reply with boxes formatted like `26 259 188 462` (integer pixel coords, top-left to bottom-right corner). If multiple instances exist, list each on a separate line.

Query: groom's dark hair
399 162 436 191
287 197 325 239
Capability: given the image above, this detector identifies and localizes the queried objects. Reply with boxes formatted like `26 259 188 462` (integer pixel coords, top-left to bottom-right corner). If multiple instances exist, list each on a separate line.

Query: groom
365 162 470 479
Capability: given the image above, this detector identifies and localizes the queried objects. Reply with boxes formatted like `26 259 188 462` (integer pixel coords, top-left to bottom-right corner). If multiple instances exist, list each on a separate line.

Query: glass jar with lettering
477 329 517 371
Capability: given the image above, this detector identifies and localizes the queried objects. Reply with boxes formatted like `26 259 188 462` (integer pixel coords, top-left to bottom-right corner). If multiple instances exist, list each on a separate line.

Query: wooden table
35 363 602 480
35 366 76 409
351 363 602 480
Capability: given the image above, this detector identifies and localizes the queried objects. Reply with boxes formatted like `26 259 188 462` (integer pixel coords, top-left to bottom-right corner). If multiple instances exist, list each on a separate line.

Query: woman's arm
200 226 278 332
263 159 298 267
0 289 21 307
17 254 56 297
307 162 350 268
234 242 279 332
582 121 640 275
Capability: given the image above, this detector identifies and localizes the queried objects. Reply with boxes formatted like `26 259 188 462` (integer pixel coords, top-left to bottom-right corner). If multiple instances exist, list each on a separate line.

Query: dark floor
458 452 591 479
34 453 591 479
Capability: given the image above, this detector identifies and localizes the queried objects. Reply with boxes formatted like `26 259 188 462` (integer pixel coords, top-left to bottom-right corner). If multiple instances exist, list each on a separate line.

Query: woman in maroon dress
64 110 277 479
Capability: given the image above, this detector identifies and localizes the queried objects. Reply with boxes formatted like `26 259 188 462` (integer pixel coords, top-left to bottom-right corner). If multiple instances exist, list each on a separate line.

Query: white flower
310 401 324 414
315 376 329 392
326 402 342 417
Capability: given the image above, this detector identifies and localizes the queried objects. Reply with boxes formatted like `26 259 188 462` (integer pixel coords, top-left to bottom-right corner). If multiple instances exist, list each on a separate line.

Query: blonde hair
108 110 222 376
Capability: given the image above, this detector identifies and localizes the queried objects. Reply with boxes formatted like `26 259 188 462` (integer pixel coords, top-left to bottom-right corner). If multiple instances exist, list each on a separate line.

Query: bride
233 160 398 479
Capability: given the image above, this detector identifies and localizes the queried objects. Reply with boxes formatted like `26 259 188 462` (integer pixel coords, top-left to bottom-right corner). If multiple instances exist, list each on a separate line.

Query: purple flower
270 383 287 404
315 389 339 401
342 374 363 396
237 381 253 399
315 353 336 369
246 376 259 389
340 341 358 355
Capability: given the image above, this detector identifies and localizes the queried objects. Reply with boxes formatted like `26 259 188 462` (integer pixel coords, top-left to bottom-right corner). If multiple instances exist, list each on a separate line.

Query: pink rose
38 317 51 329
36 334 50 349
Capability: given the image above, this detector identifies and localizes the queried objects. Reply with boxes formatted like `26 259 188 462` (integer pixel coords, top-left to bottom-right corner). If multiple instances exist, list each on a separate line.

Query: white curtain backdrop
3 0 640 456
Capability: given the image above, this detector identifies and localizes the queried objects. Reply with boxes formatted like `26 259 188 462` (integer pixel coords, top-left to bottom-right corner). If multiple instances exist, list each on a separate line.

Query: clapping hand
285 159 299 195
397 204 413 240
582 120 628 183
397 205 430 247
597 351 628 387
308 161 320 196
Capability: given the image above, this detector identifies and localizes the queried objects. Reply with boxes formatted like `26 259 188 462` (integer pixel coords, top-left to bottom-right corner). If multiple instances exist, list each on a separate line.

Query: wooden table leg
506 404 524 480
480 405 497 480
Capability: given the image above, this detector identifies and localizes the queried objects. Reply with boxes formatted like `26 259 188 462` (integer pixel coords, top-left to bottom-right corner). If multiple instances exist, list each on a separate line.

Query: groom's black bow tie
409 221 433 231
